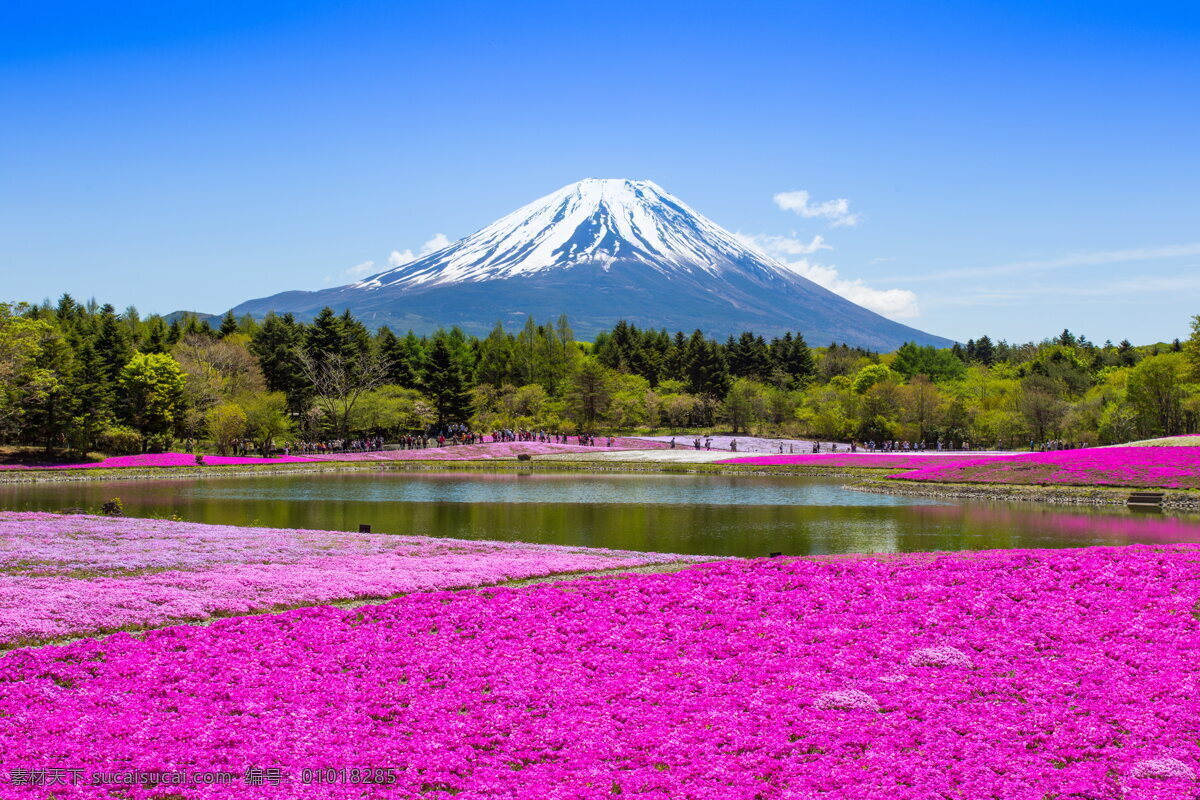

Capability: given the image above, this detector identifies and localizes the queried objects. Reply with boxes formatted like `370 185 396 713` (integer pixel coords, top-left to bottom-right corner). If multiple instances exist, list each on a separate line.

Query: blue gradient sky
3 0 1197 344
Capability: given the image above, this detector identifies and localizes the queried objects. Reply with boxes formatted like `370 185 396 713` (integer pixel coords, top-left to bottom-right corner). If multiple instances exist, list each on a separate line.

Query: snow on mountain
351 178 793 290
231 178 952 349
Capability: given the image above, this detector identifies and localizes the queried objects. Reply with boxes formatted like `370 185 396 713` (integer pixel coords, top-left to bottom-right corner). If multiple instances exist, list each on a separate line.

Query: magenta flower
894 446 1200 490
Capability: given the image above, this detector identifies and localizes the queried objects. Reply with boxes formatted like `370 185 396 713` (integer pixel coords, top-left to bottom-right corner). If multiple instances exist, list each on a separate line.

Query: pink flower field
3 545 1199 798
718 453 995 469
0 452 317 470
0 512 702 647
893 445 1200 489
300 438 669 462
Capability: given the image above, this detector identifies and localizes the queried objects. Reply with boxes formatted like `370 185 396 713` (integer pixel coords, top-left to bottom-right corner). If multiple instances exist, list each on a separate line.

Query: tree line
0 295 1197 456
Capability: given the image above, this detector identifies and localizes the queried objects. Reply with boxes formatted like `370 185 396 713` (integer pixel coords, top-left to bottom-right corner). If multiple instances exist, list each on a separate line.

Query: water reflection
1 472 1199 558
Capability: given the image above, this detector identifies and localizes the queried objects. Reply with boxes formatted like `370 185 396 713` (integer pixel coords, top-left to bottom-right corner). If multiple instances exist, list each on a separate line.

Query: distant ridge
232 178 952 350
163 310 219 325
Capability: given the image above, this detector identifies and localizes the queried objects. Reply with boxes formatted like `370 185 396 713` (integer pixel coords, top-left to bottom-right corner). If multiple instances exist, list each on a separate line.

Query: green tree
242 392 293 456
683 331 730 399
0 304 50 438
723 378 766 434
118 352 187 450
70 341 115 451
474 322 514 387
892 342 966 383
206 402 248 455
1184 315 1200 381
1127 352 1191 437
250 313 307 409
566 357 613 429
851 364 900 395
422 335 472 426
1018 375 1067 443
218 310 239 338
94 304 133 385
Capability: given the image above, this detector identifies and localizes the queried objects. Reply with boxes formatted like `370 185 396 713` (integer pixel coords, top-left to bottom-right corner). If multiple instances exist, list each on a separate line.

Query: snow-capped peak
352 178 793 290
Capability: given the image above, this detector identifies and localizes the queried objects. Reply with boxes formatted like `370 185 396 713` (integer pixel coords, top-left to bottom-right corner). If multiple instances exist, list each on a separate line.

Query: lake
2 471 1199 557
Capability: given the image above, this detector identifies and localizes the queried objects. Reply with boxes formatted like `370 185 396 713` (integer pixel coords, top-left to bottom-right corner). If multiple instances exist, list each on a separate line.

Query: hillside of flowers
299 438 668 462
893 445 1200 490
718 452 993 469
3 545 1199 798
0 512 700 647
0 452 318 470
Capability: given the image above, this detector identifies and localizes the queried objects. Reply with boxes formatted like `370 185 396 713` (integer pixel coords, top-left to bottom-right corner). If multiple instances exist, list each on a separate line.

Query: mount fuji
231 179 952 350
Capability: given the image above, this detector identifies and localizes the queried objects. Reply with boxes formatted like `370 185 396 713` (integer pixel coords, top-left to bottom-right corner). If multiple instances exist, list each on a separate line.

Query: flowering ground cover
537 448 747 463
894 446 1200 489
717 453 996 469
0 512 701 647
0 452 317 470
2 544 1199 798
300 438 668 462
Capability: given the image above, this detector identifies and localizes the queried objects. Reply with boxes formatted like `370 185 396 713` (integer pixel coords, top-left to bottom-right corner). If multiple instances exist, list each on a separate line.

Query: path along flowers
2 545 1199 798
0 512 701 647
892 445 1200 489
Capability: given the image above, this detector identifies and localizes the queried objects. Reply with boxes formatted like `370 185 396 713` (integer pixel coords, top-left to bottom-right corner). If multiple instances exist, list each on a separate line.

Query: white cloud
784 258 920 319
742 230 919 319
387 233 453 267
735 232 832 257
774 190 859 227
345 260 377 278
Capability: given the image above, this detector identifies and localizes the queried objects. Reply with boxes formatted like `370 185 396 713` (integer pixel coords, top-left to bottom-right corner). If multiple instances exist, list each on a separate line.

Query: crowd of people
284 437 386 456
280 428 622 452
489 429 613 447
861 439 973 452
1031 440 1088 451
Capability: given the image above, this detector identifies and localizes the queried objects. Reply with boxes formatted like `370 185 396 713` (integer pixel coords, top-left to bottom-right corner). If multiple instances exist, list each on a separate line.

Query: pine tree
474 322 514 387
339 309 372 366
218 310 239 338
142 317 170 354
422 334 471 426
771 332 814 384
974 335 996 366
95 305 133 384
684 331 730 398
306 308 344 363
72 340 114 449
250 312 307 409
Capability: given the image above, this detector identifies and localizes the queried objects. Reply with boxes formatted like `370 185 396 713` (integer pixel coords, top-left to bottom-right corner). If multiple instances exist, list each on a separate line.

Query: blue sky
2 0 1198 344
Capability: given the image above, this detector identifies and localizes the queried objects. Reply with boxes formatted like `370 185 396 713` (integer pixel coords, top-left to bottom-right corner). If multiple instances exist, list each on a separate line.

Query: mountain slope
232 179 952 349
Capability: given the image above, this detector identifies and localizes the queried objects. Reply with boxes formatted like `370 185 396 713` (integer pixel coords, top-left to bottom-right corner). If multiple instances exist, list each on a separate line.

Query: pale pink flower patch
1130 757 1196 781
814 689 880 711
908 646 973 668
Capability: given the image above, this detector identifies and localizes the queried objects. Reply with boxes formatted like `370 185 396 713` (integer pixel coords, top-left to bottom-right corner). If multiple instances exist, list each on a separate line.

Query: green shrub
96 426 141 455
